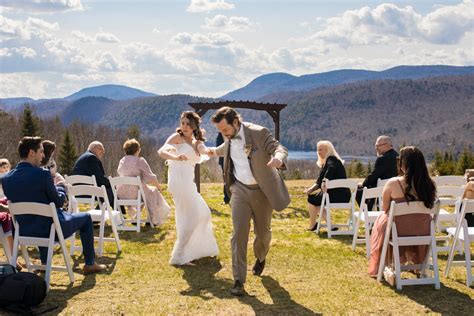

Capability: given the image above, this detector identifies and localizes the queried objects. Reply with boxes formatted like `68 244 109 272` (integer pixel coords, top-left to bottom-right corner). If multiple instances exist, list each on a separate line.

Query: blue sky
1 0 473 99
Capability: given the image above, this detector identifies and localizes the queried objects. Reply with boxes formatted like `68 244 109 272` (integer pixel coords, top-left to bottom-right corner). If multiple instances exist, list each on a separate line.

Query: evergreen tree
367 161 373 175
353 160 366 178
432 151 444 175
20 105 40 137
127 124 141 140
59 130 77 175
456 148 473 175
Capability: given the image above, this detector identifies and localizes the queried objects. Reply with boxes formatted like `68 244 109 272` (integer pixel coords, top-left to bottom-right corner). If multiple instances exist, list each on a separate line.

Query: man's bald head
375 135 392 156
88 141 105 159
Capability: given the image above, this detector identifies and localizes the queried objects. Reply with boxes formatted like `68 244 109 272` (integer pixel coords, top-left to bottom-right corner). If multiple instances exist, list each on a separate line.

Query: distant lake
288 151 376 163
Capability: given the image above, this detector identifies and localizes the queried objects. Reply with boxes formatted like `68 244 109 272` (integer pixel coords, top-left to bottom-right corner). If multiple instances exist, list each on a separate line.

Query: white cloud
187 0 234 13
313 1 474 47
204 15 252 31
71 30 94 42
95 31 120 43
71 30 121 43
152 28 161 34
94 51 122 72
1 0 84 13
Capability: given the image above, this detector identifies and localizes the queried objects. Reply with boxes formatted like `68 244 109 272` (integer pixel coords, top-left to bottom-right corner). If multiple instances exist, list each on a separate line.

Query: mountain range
221 65 474 101
0 65 473 155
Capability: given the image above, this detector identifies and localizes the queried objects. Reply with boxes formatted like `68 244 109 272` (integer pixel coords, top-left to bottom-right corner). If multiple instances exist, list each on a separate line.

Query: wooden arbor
188 100 287 191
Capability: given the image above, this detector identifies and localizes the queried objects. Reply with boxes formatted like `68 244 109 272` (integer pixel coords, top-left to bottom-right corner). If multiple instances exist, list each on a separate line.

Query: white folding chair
65 175 98 209
376 178 389 211
352 186 384 257
315 179 358 238
445 199 474 287
435 175 466 187
8 201 74 291
109 176 153 232
67 185 121 257
0 226 12 264
377 200 441 290
436 186 465 252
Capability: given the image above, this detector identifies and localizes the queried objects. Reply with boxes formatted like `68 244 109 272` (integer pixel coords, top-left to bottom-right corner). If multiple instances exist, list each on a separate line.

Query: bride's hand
176 154 188 161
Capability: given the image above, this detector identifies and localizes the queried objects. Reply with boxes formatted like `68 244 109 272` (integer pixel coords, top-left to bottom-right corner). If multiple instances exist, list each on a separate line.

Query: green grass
16 181 474 314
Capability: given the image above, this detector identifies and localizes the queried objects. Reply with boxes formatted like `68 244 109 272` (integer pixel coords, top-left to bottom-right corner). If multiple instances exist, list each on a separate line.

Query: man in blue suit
2 137 106 275
72 141 115 207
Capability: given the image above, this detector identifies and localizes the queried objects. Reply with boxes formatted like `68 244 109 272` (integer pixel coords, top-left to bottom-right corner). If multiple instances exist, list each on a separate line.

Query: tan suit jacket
216 122 290 211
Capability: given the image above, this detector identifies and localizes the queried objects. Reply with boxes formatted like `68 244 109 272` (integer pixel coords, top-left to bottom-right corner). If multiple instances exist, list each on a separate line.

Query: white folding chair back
65 175 98 208
376 178 389 211
8 201 74 291
377 200 441 290
109 176 152 232
0 226 11 264
435 175 466 186
315 179 358 238
67 184 121 257
445 199 474 287
352 186 384 257
434 186 465 252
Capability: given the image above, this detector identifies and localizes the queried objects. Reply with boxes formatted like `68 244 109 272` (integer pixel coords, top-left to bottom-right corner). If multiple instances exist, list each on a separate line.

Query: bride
158 111 219 265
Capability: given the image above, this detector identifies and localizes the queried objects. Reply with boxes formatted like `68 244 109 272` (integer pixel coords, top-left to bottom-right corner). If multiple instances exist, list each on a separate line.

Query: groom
211 107 290 296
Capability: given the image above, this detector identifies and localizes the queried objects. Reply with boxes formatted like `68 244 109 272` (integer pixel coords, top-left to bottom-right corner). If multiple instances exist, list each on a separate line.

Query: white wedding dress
167 143 219 265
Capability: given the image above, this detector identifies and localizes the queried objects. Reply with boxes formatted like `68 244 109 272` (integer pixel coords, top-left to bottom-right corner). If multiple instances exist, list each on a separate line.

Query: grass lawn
19 180 474 314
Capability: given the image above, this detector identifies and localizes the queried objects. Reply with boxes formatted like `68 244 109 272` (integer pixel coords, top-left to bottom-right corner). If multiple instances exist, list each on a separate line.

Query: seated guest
356 135 398 212
2 137 106 275
304 140 351 231
0 159 11 175
72 141 114 207
368 146 436 277
117 139 170 226
462 177 474 226
0 201 24 270
41 140 65 186
0 158 11 198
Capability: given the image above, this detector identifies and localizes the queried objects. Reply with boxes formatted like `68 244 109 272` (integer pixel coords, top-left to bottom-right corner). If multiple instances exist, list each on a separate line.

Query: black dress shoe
252 259 265 276
230 280 245 296
306 223 318 231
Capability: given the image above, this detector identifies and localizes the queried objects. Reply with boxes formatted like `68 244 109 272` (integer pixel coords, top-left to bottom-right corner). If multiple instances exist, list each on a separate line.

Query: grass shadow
210 207 231 218
381 281 474 314
107 225 168 245
274 206 309 219
234 276 320 315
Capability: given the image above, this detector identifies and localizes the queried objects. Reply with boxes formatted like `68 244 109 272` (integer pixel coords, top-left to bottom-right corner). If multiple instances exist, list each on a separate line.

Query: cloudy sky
1 0 473 99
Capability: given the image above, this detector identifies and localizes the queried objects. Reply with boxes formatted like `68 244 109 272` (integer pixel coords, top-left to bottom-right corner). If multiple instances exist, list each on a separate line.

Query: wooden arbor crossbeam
188 100 287 192
189 101 287 140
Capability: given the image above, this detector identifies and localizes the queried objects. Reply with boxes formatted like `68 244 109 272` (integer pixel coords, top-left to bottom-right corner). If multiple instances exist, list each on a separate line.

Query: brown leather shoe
83 263 107 275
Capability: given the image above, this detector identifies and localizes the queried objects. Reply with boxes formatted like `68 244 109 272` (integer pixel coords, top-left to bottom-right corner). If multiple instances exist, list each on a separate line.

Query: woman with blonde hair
304 140 350 231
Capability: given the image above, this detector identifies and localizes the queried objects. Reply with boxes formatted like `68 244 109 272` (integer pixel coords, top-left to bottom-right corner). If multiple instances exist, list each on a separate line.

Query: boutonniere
244 144 252 157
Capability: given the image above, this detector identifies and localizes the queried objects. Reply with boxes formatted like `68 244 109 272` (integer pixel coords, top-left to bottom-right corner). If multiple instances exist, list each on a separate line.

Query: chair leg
111 217 122 252
98 219 105 257
10 232 19 267
392 242 402 290
60 240 74 284
136 203 142 232
327 208 332 238
351 215 360 251
431 238 440 289
364 220 371 259
45 243 54 291
463 233 472 287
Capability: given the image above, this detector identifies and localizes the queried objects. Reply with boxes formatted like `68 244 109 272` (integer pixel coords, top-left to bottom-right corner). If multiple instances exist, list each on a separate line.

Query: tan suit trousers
230 181 272 283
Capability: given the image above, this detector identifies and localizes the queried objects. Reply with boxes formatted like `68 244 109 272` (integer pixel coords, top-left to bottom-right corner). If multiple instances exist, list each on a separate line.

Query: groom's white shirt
230 124 257 185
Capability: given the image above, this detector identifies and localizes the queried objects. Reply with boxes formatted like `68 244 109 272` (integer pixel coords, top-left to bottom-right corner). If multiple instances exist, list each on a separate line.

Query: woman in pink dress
117 139 170 226
368 146 437 277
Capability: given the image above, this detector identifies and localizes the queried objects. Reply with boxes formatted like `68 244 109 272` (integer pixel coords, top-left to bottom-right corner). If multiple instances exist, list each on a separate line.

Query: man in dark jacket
72 141 115 207
2 137 106 275
356 135 399 211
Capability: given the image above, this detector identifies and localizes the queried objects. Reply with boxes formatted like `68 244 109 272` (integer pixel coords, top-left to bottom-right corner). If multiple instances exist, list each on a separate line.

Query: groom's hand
267 157 282 168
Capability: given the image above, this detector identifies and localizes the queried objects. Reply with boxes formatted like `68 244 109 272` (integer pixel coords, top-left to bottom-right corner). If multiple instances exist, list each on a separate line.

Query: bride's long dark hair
176 111 206 142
